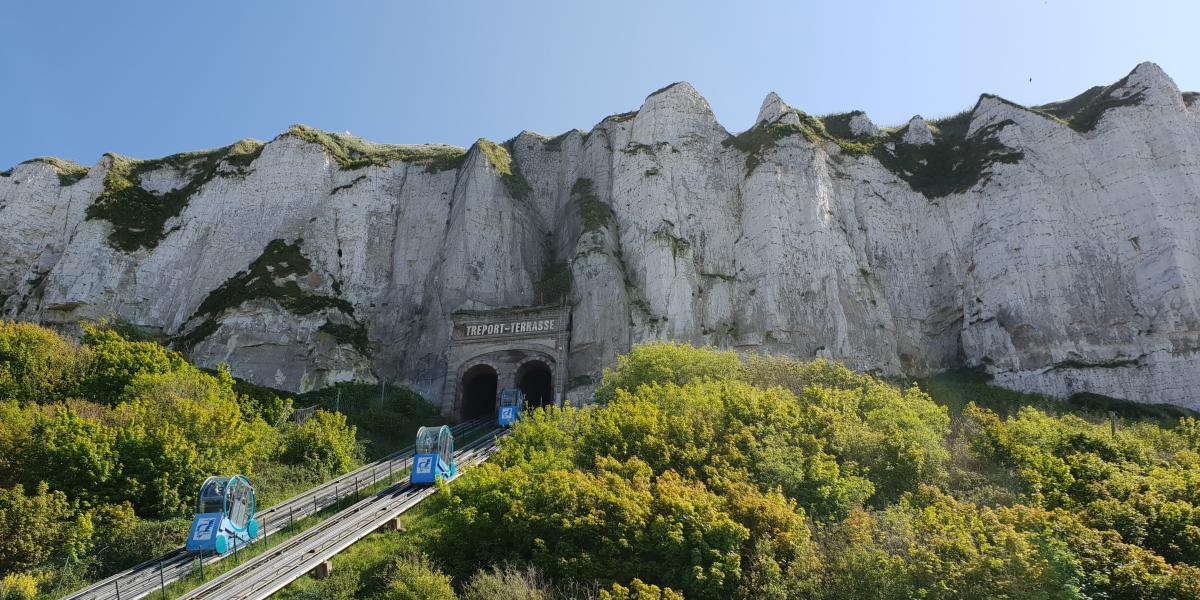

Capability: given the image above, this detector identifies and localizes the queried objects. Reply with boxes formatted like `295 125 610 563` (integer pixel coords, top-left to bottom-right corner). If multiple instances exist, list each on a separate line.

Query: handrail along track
179 428 506 600
59 417 492 600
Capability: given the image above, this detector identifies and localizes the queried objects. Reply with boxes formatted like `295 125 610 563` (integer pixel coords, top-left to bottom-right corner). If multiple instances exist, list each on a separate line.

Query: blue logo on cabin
415 457 433 474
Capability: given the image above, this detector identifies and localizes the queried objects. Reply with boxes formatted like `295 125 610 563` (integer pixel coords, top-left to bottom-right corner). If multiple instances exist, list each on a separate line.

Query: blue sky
2 0 1197 168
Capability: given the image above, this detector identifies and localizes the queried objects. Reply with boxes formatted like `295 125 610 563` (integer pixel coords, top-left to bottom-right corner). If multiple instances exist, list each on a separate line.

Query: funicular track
60 417 493 600
178 429 506 600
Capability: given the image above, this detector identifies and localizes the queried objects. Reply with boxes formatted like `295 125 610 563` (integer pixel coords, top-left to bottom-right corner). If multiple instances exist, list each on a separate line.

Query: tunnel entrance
442 305 570 420
461 364 498 419
517 360 554 409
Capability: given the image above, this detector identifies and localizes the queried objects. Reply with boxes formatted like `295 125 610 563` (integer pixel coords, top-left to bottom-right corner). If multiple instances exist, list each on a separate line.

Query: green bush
380 551 457 600
594 342 740 402
743 356 951 505
228 369 293 425
0 572 42 600
0 401 34 486
110 366 271 516
417 344 1200 600
461 565 552 600
0 322 375 589
599 580 685 600
278 410 359 475
23 408 118 506
963 404 1200 565
0 483 89 573
0 321 87 404
80 324 190 406
294 382 439 460
818 486 1084 600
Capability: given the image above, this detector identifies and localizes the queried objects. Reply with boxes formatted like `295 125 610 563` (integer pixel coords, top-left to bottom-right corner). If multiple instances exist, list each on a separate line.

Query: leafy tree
22 408 118 506
818 486 1085 600
278 410 359 474
0 401 34 486
595 342 740 402
80 324 189 406
113 367 268 516
0 572 44 600
963 403 1200 564
0 321 88 404
744 356 951 504
599 579 685 600
0 483 90 573
1001 504 1200 599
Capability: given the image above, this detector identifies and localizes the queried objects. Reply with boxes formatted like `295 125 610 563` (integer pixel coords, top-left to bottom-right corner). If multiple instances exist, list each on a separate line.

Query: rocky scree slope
2 62 1199 409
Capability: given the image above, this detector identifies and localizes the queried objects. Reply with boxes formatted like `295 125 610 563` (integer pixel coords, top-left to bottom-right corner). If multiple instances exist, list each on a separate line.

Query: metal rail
59 417 492 600
179 429 506 600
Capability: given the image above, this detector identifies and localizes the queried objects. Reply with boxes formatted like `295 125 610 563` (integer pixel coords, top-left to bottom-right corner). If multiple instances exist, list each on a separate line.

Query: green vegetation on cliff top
723 105 1025 199
476 138 533 201
21 158 89 186
284 124 466 172
1032 74 1147 133
85 140 265 252
723 74 1150 200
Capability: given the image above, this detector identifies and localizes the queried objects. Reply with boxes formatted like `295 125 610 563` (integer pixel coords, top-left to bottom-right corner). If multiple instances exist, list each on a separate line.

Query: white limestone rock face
3 62 1200 411
757 92 800 126
848 113 880 137
190 301 376 392
901 115 935 145
0 160 99 314
757 92 789 124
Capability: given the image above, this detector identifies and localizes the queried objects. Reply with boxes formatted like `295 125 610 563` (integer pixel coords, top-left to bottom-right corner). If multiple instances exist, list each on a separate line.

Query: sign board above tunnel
453 318 563 340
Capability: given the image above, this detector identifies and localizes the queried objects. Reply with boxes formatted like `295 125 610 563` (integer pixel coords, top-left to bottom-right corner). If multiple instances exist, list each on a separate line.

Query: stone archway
451 348 559 420
515 358 554 409
460 363 498 419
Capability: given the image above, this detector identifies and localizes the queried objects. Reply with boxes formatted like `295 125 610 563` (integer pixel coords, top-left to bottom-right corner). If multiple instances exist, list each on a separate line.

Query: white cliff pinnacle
848 113 880 137
757 92 791 124
901 115 935 145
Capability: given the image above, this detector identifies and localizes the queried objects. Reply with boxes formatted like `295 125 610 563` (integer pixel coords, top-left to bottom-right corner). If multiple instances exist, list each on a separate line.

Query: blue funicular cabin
411 425 455 485
497 387 524 427
186 475 259 555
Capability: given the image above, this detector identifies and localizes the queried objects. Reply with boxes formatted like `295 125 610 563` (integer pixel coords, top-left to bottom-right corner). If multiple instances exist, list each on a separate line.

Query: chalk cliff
3 62 1198 409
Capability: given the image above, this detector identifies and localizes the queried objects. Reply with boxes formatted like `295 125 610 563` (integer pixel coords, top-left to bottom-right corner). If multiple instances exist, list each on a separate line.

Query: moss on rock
177 239 364 349
318 321 370 354
286 125 465 172
724 110 877 175
1033 75 1146 132
23 157 89 186
873 115 1024 199
536 259 572 305
85 140 265 252
726 101 1024 200
572 178 615 233
476 139 532 201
